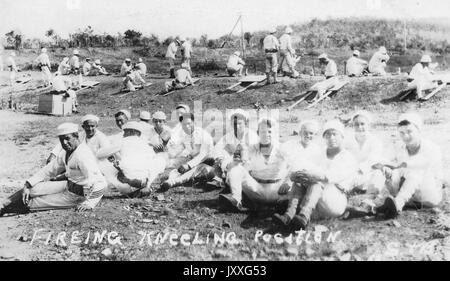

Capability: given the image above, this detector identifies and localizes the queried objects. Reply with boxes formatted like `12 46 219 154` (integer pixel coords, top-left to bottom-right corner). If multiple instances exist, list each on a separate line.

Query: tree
200 34 208 47
124 29 142 46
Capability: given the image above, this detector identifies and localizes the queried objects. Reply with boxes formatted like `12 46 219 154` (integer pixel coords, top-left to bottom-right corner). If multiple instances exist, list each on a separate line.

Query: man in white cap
273 119 323 225
121 58 147 92
51 72 79 113
164 66 195 93
166 37 181 78
219 118 290 212
369 46 390 76
309 53 339 102
346 50 368 77
180 37 192 74
80 114 111 158
278 26 299 78
138 110 153 141
87 59 109 76
407 54 440 99
0 123 107 216
69 49 81 74
213 109 258 180
263 28 280 84
275 120 357 230
345 110 385 194
48 114 110 162
149 111 173 155
135 58 147 76
226 51 246 77
6 52 18 87
58 57 71 75
169 104 190 148
35 48 52 87
159 112 214 192
375 113 444 219
108 110 131 145
97 121 165 196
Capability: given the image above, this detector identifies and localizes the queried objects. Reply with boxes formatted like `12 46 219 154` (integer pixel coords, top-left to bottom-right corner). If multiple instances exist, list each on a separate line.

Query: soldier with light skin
375 113 444 219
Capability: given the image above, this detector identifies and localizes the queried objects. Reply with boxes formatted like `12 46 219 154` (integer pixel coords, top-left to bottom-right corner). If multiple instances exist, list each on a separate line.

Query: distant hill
235 18 450 55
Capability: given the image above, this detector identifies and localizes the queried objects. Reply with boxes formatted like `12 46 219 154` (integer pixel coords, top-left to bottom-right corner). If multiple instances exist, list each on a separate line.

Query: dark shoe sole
291 215 308 231
384 197 399 219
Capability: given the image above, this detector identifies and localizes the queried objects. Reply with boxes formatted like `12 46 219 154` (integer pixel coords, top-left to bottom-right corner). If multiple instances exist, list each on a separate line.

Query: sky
1 0 450 40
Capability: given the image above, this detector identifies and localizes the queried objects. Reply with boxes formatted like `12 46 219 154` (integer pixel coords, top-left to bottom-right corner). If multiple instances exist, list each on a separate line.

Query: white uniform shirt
369 51 390 73
166 42 178 59
51 130 110 159
58 60 70 74
6 56 17 71
82 62 92 75
279 33 295 54
226 54 245 69
174 126 214 168
345 133 384 174
324 60 338 77
135 62 147 75
69 55 80 69
263 35 280 51
244 143 289 181
36 53 51 66
181 41 192 59
118 136 157 181
174 69 192 83
393 138 443 182
409 63 433 81
214 130 259 171
316 148 357 191
346 56 368 76
52 75 72 92
28 142 107 208
281 140 322 172
120 62 132 76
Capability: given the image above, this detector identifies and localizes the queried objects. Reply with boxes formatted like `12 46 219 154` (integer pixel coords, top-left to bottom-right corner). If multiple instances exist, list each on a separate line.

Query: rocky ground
1 68 450 261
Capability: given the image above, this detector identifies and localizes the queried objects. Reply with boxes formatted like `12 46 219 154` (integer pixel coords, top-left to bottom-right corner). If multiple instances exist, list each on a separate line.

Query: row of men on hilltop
0 104 445 231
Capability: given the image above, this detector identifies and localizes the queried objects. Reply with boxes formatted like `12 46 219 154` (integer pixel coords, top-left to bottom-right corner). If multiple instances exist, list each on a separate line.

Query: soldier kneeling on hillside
164 66 196 93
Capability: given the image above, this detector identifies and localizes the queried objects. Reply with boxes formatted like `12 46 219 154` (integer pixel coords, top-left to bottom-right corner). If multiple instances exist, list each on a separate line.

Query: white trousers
28 181 85 211
387 169 443 210
227 165 288 205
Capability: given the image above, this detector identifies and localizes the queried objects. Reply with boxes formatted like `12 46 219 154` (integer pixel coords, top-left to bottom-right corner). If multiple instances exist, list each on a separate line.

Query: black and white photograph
1 0 450 265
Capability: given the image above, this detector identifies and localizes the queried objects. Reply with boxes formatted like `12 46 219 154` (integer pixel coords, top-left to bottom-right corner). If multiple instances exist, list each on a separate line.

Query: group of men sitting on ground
0 106 445 232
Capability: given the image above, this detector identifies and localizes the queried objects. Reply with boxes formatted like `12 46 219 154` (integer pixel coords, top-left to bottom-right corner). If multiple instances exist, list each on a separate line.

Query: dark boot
377 196 399 219
192 164 216 185
265 73 271 85
291 214 309 230
0 189 29 216
169 69 175 78
272 213 292 226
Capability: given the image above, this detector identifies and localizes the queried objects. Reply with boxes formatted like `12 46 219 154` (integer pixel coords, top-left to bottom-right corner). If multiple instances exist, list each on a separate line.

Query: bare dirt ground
1 68 450 261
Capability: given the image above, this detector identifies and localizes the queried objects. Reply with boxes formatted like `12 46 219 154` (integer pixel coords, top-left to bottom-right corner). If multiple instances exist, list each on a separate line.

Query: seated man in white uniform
272 120 322 225
47 115 110 163
368 46 390 76
120 58 147 92
82 58 92 76
164 67 196 93
281 120 357 230
0 123 107 216
138 110 153 142
310 53 339 102
135 58 147 76
346 110 385 194
58 57 71 75
406 55 441 99
346 50 368 77
88 59 109 76
375 113 444 219
159 112 215 192
226 51 246 77
148 111 173 158
97 121 165 196
213 109 258 180
219 118 291 212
